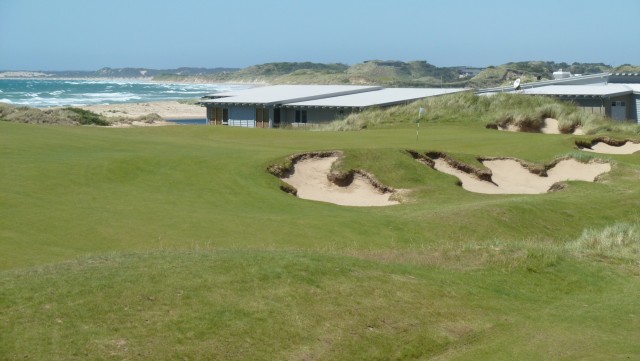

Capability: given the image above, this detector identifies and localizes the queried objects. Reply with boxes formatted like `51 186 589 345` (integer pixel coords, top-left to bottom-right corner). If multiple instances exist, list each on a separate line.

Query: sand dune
80 101 205 120
281 156 399 207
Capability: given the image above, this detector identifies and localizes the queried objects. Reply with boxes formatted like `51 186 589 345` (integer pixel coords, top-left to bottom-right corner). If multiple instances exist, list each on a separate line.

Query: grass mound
0 103 110 126
317 92 626 134
0 103 166 126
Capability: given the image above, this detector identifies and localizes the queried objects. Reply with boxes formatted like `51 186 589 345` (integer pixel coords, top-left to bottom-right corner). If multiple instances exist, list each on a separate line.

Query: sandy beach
79 100 206 120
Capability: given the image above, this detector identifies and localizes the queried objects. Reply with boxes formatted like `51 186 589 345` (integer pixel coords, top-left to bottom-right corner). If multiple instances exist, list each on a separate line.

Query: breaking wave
0 79 252 108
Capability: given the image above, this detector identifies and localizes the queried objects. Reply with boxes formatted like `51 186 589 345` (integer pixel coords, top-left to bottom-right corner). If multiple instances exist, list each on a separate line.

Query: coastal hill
2 61 639 88
156 60 640 87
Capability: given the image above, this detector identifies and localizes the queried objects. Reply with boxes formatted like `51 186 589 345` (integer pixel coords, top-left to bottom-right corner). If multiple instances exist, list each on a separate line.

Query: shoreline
79 100 207 121
0 74 267 86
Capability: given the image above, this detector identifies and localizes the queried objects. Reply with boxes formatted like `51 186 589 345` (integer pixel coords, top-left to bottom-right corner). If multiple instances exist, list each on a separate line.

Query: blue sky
1 0 638 70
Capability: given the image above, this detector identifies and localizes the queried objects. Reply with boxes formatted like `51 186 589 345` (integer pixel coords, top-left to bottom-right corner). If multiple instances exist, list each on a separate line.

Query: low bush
63 107 110 126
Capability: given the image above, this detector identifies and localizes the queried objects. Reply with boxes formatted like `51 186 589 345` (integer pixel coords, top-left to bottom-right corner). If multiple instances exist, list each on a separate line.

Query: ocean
0 78 250 108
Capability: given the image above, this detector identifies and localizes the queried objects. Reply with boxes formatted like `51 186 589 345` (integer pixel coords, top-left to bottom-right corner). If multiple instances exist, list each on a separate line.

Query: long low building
198 85 466 128
521 84 640 121
479 72 640 122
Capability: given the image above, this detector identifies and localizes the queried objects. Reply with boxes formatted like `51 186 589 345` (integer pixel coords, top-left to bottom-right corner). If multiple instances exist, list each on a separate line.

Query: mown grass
2 113 640 359
2 248 639 360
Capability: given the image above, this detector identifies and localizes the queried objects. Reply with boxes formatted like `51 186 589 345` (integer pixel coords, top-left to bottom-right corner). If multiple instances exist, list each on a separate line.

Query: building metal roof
198 85 381 107
477 72 610 94
283 88 467 109
521 84 637 97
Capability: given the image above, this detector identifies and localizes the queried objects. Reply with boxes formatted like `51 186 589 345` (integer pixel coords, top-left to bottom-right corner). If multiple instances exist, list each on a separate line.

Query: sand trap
498 118 583 135
281 156 399 206
582 141 640 155
433 158 610 194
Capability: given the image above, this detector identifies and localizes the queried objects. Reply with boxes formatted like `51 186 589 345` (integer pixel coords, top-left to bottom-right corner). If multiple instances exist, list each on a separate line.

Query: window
207 107 228 125
255 108 269 128
295 110 307 123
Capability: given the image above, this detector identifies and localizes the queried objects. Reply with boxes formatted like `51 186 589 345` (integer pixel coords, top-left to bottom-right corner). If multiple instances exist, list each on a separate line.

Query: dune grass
319 92 640 137
2 117 640 359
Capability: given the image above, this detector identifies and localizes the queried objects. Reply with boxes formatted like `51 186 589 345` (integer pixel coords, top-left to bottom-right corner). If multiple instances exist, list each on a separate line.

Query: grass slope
2 115 640 359
2 250 639 360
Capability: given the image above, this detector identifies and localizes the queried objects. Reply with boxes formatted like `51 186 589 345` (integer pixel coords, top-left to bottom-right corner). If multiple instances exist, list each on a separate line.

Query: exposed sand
498 118 583 135
282 156 399 207
107 120 175 128
582 141 640 155
80 101 205 120
433 158 610 194
540 118 561 134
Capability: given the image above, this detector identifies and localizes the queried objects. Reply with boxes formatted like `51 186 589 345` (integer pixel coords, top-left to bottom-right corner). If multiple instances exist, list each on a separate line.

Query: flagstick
417 107 425 143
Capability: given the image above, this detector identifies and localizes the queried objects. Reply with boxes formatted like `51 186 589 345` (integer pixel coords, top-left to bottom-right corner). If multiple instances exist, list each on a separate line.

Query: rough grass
0 103 110 125
318 92 640 136
569 222 640 261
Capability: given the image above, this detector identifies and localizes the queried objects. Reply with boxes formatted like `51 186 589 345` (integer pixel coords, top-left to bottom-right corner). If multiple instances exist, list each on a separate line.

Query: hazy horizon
1 0 639 71
0 58 631 73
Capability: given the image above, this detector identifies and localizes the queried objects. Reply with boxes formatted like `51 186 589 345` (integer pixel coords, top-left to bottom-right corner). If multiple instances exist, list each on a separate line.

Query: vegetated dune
498 117 584 135
421 154 610 194
279 156 399 207
580 141 640 155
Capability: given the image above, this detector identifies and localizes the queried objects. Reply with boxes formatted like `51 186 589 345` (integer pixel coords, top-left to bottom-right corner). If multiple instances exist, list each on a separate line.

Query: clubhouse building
479 72 640 122
198 85 466 128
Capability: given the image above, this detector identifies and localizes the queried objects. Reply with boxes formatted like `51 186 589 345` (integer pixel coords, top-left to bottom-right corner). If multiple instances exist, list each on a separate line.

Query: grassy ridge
2 114 640 359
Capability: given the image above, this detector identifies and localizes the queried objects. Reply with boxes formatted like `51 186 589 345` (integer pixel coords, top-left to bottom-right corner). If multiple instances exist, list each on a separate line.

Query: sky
1 0 638 71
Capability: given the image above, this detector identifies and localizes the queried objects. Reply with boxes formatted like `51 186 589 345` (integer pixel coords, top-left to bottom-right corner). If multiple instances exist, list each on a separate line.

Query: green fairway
2 119 640 360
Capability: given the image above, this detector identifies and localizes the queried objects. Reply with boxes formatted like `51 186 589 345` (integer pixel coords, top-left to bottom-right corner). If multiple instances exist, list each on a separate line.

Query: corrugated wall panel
634 95 640 123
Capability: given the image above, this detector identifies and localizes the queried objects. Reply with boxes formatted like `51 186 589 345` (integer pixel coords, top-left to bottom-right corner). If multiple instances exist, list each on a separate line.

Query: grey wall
280 108 353 125
573 98 606 116
228 106 255 128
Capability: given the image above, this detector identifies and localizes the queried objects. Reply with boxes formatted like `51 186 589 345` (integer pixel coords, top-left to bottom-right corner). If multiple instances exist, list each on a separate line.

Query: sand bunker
581 141 640 155
540 118 561 134
432 157 610 194
281 156 399 207
498 118 583 135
